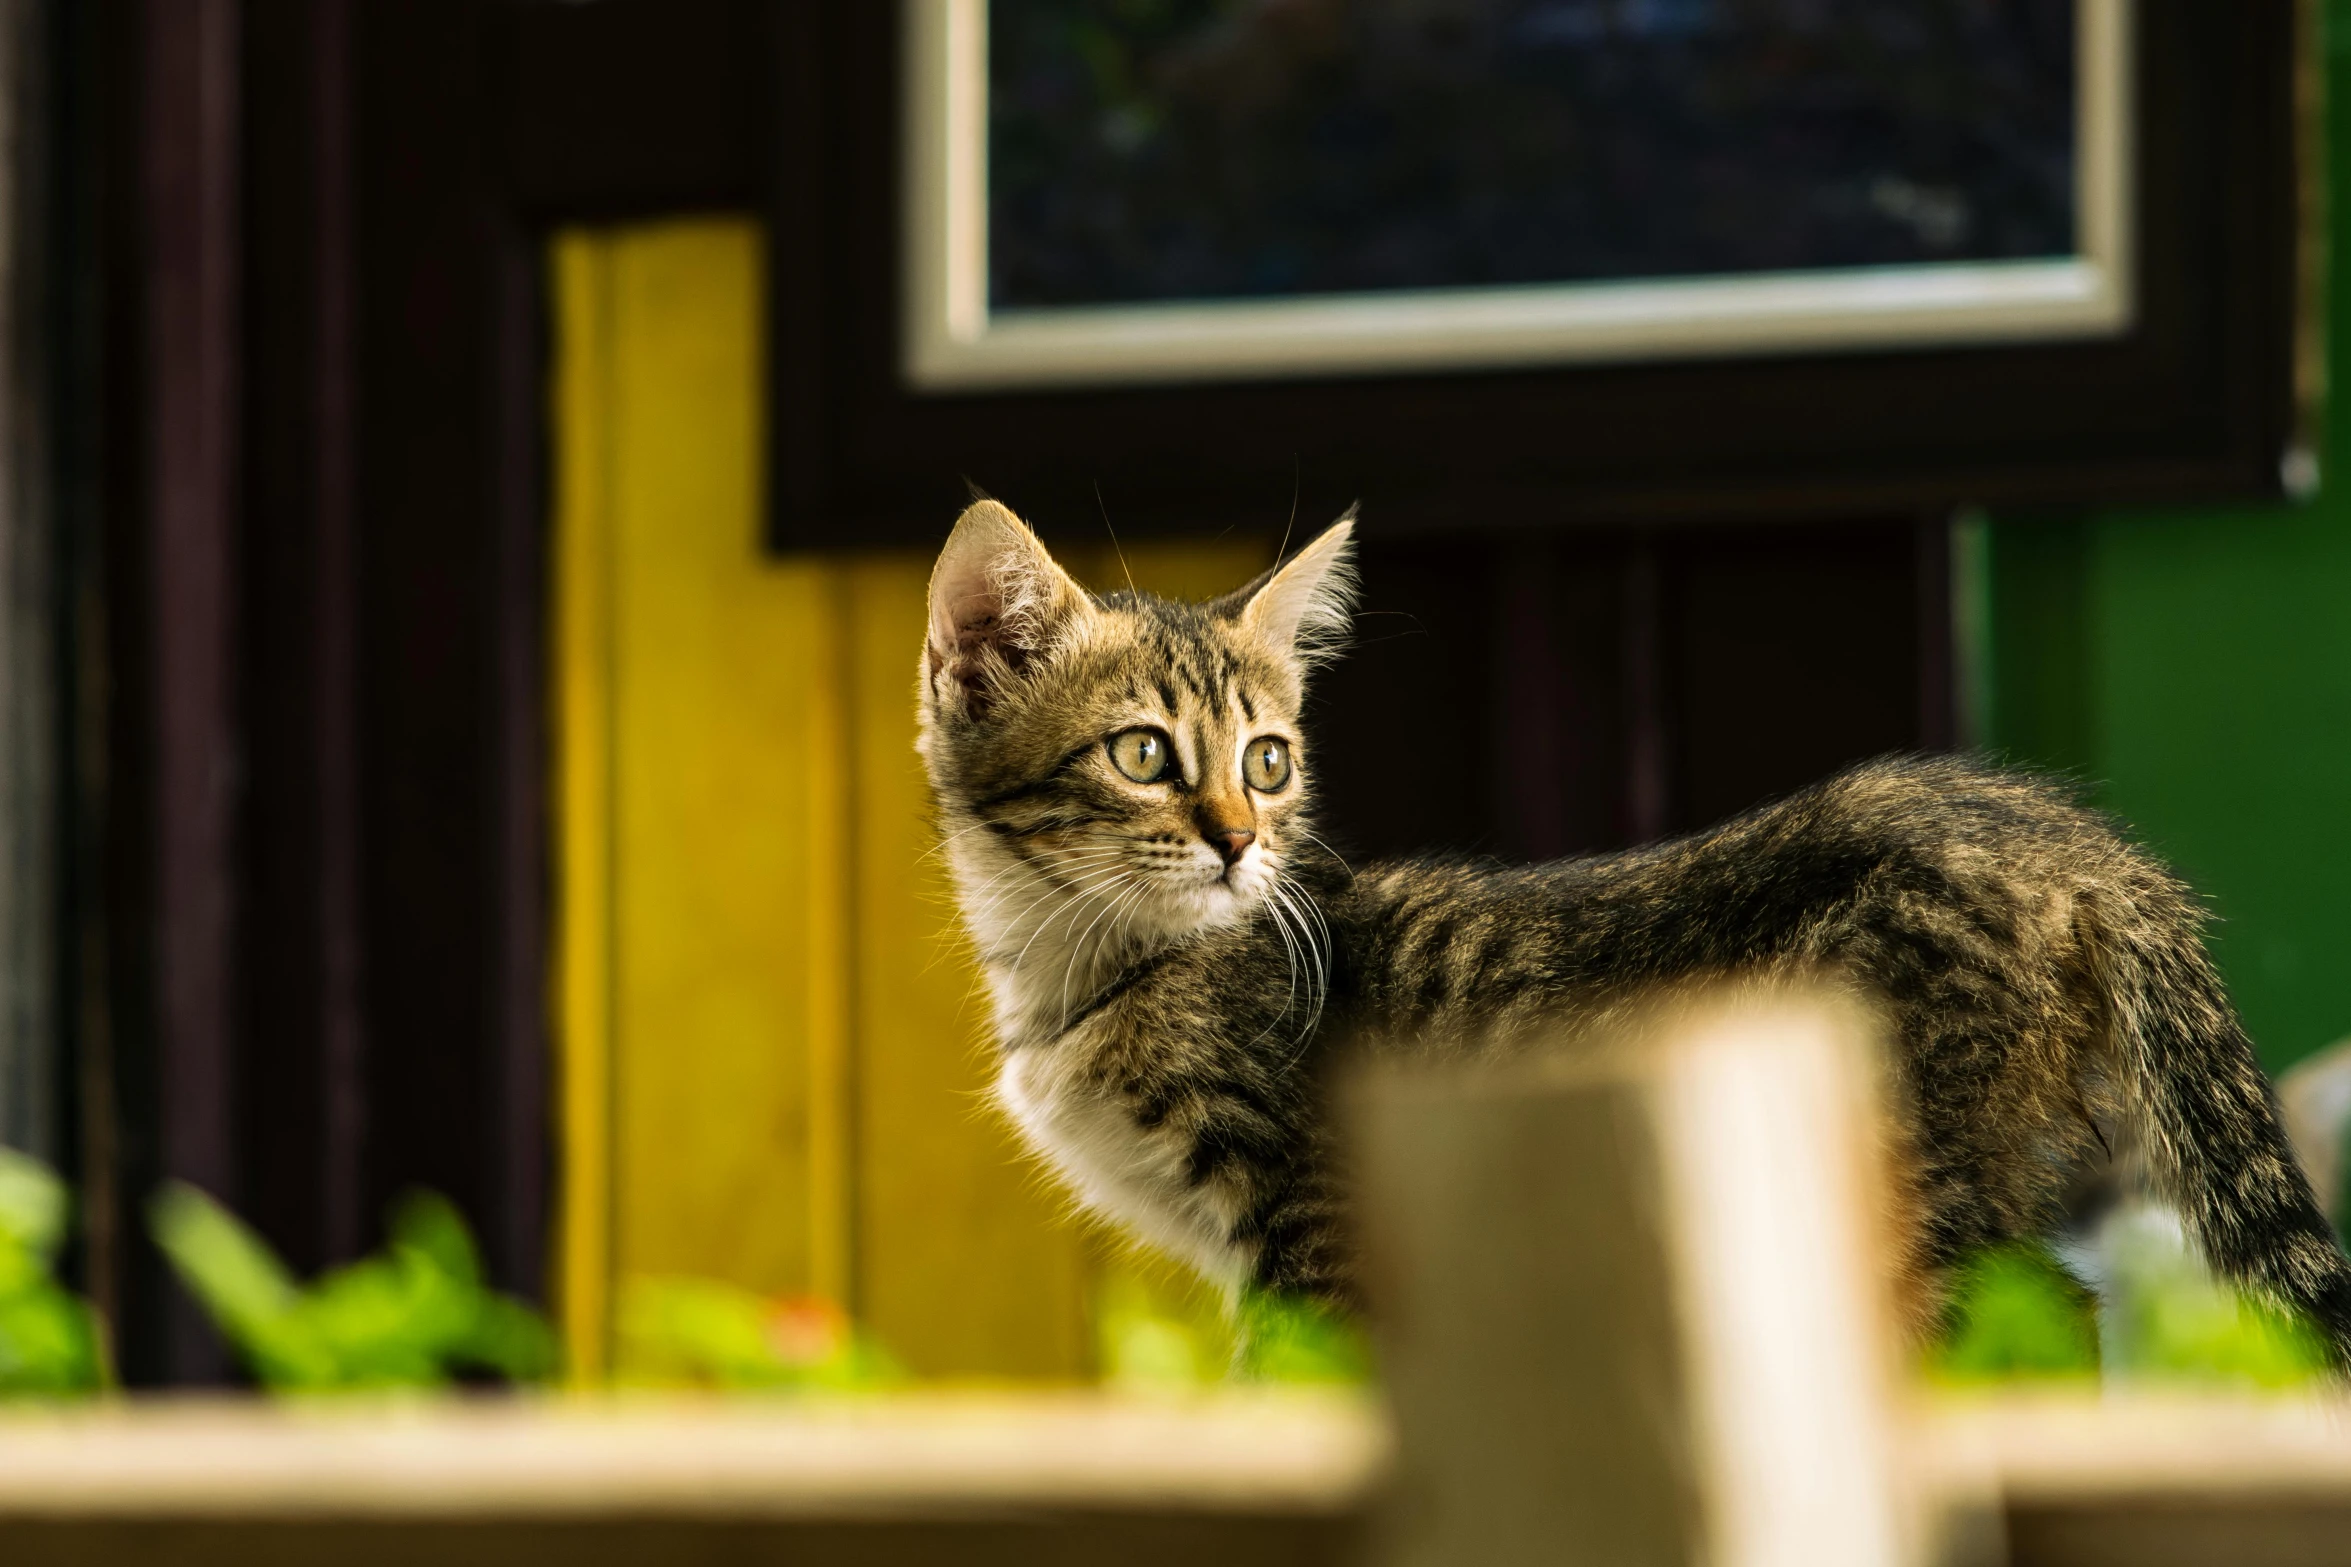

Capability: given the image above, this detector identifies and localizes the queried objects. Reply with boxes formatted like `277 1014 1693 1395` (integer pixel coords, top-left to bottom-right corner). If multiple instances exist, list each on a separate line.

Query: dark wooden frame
769 3 2304 547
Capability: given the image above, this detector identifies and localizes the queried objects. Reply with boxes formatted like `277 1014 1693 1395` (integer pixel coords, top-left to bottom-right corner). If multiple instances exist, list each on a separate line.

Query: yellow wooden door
548 218 1267 1382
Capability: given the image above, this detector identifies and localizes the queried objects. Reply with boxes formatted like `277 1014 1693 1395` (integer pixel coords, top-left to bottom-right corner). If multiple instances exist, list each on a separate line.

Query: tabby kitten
916 499 2351 1354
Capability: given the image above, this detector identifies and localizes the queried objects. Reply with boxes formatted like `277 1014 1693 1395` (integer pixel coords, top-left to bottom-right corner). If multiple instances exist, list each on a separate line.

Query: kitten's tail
2095 871 2351 1363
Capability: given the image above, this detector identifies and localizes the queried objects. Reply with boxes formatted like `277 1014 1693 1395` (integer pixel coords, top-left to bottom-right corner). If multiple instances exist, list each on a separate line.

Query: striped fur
917 501 2351 1354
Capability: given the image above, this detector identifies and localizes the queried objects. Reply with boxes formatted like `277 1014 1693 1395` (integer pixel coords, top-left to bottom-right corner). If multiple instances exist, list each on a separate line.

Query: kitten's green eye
1244 736 1292 793
1109 727 1173 784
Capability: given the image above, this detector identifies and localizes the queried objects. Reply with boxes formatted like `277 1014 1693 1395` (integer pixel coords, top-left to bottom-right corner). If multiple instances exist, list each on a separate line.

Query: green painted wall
1984 14 2351 1074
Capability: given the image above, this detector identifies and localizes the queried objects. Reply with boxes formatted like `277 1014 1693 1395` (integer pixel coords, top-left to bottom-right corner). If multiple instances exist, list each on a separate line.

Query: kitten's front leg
1231 1155 1355 1306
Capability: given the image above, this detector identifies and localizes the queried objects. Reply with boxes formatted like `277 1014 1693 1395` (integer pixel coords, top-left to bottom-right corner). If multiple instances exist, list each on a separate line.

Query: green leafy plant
2116 1277 2328 1384
1927 1242 2100 1383
1095 1263 1374 1390
1235 1290 1374 1385
0 1147 111 1395
1095 1260 1227 1389
615 1276 901 1391
1100 1304 1211 1389
2095 1206 2329 1387
1928 1224 2331 1389
149 1183 558 1392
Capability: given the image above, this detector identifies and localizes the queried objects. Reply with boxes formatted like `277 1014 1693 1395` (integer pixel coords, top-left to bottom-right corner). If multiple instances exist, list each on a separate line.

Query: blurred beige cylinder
1354 989 1918 1567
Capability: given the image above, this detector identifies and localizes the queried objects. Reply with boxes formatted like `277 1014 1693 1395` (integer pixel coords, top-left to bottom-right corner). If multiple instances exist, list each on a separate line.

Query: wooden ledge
1917 1389 2351 1502
1913 1392 2351 1567
0 1390 1390 1521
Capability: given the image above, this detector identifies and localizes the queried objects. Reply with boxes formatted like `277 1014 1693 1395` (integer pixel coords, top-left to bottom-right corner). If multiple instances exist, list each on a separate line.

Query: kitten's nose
1208 828 1256 866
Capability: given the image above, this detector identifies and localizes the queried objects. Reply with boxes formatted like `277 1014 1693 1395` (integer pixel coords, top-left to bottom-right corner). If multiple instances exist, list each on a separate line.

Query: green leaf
2124 1276 2328 1386
388 1190 481 1288
1102 1312 1205 1389
459 1292 562 1383
0 1146 66 1259
0 1148 110 1398
0 1284 110 1394
618 1276 796 1389
147 1183 301 1341
1928 1243 2100 1382
1235 1292 1374 1385
0 1232 41 1297
615 1277 897 1392
2100 1206 2331 1388
295 1253 465 1388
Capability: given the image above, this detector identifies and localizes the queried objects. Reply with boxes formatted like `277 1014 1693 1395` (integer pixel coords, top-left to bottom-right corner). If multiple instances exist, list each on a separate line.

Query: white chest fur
995 1043 1251 1297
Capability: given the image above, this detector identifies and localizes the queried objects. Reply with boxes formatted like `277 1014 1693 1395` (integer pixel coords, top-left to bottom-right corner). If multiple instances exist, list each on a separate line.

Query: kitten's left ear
925 498 1093 711
1232 509 1359 663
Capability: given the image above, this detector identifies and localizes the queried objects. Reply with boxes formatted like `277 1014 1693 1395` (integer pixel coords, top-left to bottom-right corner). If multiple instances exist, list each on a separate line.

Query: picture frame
901 0 2137 391
763 2 2299 546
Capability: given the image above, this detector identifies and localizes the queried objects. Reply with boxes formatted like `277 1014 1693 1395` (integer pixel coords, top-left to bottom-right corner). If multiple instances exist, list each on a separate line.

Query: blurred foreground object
1354 989 1922 1567
149 1185 556 1392
0 1150 109 1395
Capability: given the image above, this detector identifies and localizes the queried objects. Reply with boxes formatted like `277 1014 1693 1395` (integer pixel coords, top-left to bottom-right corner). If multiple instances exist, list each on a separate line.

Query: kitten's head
917 499 1356 966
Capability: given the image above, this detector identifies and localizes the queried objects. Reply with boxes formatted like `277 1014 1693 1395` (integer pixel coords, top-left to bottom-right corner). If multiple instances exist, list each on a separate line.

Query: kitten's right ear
925 500 1092 712
1231 509 1359 666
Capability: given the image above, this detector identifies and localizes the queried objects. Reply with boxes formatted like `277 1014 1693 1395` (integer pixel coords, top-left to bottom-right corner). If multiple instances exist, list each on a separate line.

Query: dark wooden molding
121 0 244 1386
493 0 768 223
485 203 549 1307
66 0 561 1381
241 0 365 1276
1313 523 1939 867
1619 543 1669 846
1914 515 1959 754
350 0 548 1297
0 0 60 1168
56 0 118 1352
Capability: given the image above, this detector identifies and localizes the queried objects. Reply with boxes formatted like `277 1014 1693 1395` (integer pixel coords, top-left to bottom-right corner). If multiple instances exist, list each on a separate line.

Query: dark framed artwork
908 0 2129 389
772 1 2306 543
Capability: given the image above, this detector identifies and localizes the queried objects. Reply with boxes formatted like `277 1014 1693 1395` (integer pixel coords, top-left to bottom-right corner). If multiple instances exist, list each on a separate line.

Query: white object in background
2276 1037 2351 1222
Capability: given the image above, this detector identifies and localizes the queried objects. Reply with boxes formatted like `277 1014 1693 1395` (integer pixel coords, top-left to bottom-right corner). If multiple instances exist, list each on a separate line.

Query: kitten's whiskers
961 851 1130 950
1057 872 1152 1029
990 859 1137 973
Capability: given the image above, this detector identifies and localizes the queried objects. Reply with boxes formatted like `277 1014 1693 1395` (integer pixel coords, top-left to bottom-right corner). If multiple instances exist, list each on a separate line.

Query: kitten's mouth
1215 860 1269 901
